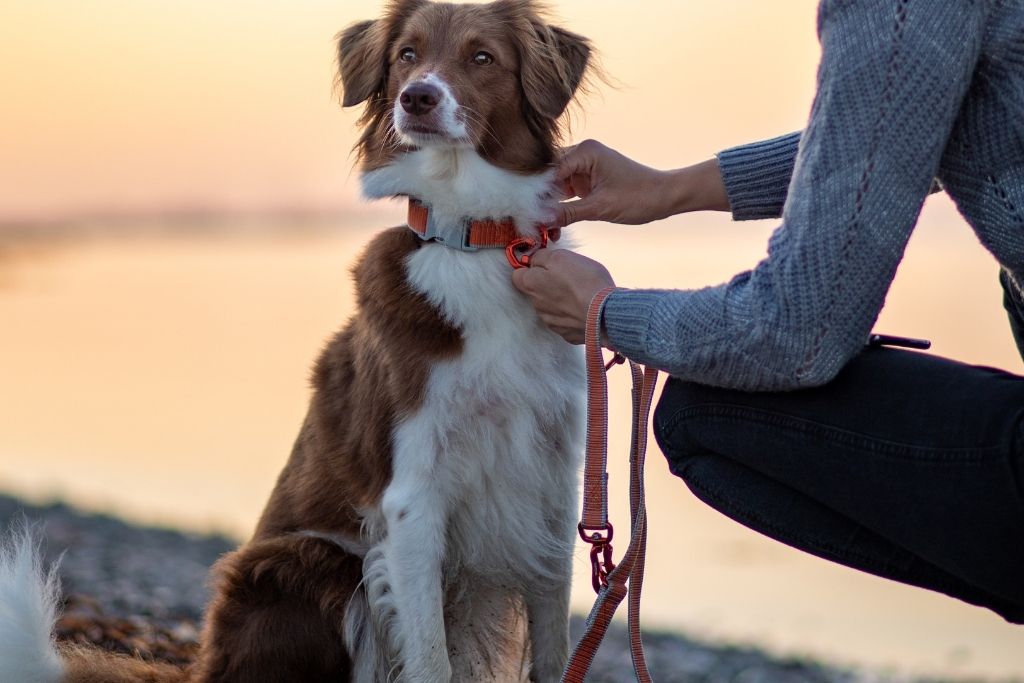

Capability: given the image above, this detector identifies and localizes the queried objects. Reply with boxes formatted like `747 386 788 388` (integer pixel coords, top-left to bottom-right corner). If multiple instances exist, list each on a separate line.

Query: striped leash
562 286 659 683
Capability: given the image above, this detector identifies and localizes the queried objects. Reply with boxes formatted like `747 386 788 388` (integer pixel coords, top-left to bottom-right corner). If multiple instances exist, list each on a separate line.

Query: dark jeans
653 347 1024 624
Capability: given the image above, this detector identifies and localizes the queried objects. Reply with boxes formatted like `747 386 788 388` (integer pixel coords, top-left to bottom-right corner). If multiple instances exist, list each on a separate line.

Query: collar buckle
409 198 478 252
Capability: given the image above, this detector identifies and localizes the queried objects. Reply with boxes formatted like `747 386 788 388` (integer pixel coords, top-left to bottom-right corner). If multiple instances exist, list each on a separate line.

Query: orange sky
0 1 820 220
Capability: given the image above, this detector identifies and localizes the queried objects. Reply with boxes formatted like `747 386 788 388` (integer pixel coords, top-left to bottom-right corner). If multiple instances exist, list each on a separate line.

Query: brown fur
58 1 591 680
193 228 461 681
255 227 462 536
190 536 363 682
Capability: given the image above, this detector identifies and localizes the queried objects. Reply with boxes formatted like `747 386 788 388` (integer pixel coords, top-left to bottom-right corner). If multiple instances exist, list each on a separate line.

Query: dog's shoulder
350 226 462 354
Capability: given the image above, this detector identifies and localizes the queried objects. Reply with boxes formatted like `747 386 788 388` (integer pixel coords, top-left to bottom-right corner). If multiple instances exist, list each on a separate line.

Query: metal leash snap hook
505 226 550 269
578 522 615 593
589 541 616 593
604 353 626 371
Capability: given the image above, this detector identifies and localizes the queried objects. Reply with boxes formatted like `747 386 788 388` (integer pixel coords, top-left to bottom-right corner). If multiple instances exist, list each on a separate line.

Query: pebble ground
0 494 998 683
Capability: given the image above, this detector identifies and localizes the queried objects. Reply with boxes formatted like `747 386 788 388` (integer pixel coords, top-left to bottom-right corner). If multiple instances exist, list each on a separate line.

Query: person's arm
553 129 940 228
552 131 802 226
552 142 730 227
598 0 987 390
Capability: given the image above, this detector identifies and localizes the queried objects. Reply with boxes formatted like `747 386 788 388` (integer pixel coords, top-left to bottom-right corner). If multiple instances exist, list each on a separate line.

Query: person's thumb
510 264 532 294
554 197 600 228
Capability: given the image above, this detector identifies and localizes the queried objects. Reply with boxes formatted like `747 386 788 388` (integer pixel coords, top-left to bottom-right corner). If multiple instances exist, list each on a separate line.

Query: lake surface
1 197 1021 678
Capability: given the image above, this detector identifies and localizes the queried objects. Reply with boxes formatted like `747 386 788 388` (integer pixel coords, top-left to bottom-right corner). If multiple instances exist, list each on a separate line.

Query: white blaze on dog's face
338 0 591 173
392 71 470 145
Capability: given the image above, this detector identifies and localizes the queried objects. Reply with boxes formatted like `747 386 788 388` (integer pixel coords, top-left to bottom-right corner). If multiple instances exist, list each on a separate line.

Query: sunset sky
0 0 820 220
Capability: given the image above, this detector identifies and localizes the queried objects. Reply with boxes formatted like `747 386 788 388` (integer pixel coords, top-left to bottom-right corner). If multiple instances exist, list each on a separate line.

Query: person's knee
653 377 721 475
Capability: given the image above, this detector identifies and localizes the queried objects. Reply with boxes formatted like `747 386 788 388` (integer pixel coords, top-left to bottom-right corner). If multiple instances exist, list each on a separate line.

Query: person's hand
511 248 614 345
553 140 730 228
554 140 677 228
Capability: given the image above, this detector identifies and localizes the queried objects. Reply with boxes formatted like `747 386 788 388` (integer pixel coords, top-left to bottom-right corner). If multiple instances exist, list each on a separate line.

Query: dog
0 1 592 681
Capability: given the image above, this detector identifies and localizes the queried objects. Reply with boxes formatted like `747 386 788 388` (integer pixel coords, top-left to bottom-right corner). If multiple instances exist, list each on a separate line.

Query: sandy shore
3 492 1012 683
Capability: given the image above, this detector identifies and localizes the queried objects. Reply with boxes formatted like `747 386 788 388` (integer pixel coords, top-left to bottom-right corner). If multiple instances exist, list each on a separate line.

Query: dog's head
338 0 592 173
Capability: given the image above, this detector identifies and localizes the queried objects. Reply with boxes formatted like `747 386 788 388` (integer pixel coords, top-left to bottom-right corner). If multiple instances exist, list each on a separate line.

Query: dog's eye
399 48 416 63
473 51 494 66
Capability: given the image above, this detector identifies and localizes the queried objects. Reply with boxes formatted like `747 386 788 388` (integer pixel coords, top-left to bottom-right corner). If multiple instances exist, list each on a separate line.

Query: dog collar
406 197 549 268
407 197 522 251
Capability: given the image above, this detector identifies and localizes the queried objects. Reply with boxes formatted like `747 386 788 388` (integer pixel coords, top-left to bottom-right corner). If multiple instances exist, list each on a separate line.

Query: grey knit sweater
602 0 1024 391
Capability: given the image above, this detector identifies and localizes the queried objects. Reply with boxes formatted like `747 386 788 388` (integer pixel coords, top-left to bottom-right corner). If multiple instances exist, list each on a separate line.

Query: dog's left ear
337 19 388 107
519 23 592 121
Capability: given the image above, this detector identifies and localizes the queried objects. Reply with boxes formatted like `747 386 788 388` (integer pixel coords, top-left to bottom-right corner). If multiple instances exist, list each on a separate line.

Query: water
1 197 1021 678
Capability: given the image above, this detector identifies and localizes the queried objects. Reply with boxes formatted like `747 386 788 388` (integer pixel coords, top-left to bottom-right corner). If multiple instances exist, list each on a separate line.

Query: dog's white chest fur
353 148 585 683
367 147 585 574
399 244 584 577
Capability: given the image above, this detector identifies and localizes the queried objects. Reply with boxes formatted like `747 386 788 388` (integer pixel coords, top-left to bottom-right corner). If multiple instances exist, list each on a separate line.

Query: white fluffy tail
0 524 66 683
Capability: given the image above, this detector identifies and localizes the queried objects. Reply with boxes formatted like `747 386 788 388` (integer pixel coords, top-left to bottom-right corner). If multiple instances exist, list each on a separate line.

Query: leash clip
505 226 549 269
579 522 615 593
604 353 626 371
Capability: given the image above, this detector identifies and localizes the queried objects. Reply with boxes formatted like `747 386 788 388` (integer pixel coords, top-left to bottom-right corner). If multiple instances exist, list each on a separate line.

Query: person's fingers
555 142 580 163
522 247 553 271
511 261 553 296
554 197 599 228
510 264 533 293
564 172 593 200
554 141 599 184
553 149 584 184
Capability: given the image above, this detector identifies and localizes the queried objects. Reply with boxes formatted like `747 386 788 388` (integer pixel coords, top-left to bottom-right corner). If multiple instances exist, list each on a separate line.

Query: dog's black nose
400 82 440 116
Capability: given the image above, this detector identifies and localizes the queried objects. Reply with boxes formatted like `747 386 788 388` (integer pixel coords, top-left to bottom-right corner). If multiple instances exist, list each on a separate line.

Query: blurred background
1 0 1021 678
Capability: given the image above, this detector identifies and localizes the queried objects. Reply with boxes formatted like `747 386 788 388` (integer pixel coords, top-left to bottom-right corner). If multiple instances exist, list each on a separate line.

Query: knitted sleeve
602 0 987 391
716 132 802 221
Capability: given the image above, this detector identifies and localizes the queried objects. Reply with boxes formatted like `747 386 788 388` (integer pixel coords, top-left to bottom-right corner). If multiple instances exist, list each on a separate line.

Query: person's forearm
663 158 731 214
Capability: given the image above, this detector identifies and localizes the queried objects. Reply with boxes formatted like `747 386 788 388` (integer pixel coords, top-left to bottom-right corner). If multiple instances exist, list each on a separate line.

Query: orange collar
406 197 549 268
407 197 522 250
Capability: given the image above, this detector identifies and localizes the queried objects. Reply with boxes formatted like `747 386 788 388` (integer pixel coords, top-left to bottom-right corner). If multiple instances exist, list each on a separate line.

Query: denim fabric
653 347 1024 623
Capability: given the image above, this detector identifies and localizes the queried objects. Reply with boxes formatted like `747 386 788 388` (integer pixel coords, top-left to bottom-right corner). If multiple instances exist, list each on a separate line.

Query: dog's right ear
337 19 388 107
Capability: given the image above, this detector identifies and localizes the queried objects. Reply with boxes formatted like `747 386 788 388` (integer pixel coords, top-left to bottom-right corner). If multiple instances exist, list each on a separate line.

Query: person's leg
653 346 1024 623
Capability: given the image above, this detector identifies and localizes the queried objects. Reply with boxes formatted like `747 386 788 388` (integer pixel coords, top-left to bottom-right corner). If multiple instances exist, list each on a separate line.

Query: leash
562 286 659 683
410 202 659 676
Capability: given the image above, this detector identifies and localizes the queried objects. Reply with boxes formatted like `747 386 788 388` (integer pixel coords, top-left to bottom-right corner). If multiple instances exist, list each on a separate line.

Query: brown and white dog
0 1 592 681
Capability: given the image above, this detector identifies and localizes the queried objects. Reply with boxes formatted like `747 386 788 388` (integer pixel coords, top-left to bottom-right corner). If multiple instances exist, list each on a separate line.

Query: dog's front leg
381 479 452 683
524 554 572 683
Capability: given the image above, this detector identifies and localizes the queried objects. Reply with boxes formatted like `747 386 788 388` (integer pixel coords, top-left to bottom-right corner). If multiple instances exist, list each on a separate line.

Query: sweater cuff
600 288 660 360
716 132 802 221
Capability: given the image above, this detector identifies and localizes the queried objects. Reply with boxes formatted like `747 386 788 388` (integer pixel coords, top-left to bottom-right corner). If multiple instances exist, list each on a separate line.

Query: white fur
343 570 393 683
356 147 585 682
362 146 558 242
0 525 65 683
